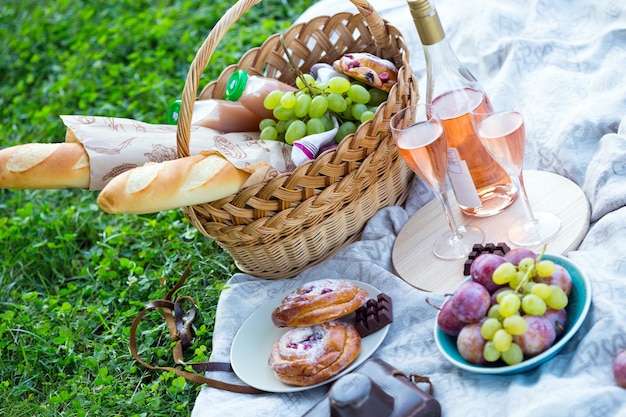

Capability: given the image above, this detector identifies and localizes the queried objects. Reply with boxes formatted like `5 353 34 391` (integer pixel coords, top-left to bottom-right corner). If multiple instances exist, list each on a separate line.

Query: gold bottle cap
407 0 445 45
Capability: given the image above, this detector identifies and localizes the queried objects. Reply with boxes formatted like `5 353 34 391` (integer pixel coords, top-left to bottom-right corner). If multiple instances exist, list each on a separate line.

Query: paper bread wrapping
0 115 333 213
60 115 296 191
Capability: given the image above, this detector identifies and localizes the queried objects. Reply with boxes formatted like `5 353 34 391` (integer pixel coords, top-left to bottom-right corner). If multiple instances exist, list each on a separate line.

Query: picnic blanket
191 0 626 415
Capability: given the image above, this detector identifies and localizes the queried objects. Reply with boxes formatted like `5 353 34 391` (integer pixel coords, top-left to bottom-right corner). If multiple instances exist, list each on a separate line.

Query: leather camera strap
129 263 263 394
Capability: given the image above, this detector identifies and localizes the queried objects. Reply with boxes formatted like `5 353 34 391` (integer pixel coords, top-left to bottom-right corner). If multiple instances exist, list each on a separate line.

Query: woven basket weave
175 0 419 279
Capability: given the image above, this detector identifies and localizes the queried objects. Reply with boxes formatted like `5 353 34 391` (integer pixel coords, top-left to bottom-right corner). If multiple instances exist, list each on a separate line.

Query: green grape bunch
259 71 389 145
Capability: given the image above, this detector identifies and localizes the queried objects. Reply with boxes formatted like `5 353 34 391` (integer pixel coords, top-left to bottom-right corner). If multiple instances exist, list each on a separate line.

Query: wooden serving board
392 170 590 294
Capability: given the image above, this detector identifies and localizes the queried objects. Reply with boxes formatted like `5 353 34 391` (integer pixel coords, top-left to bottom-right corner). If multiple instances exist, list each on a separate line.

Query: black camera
302 358 441 417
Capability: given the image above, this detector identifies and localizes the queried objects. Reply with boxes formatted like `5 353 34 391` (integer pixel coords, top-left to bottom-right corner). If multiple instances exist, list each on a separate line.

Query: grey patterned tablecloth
192 0 626 415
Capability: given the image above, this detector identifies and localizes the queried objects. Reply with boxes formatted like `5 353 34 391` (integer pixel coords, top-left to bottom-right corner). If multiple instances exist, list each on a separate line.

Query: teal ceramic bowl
434 254 592 375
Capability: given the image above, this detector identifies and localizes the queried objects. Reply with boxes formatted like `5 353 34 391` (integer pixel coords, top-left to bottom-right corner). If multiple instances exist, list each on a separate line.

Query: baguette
0 142 90 189
97 152 250 214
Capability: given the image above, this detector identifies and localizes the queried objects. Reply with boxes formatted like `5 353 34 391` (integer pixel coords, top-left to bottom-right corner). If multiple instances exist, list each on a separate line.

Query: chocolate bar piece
463 242 511 275
355 293 393 337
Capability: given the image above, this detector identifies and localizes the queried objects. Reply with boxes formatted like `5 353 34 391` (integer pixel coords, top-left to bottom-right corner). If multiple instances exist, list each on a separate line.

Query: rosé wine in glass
391 104 484 260
395 121 448 194
475 111 525 174
471 86 561 247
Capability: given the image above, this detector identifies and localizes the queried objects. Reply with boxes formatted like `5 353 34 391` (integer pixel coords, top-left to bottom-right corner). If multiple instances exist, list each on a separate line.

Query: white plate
230 280 389 392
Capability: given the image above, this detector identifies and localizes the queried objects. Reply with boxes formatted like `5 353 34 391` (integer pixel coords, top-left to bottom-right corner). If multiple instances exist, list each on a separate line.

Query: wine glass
390 104 485 260
470 85 561 247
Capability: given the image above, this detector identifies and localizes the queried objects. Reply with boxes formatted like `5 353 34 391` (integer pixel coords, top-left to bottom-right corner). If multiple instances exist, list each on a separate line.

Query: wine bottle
407 0 517 217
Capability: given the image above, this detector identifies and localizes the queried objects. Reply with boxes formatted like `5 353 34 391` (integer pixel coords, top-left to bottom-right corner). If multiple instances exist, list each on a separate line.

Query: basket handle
176 0 390 158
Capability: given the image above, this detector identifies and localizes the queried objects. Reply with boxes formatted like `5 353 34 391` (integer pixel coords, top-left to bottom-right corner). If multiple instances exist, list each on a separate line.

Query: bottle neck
422 38 480 105
409 0 481 105
411 1 445 46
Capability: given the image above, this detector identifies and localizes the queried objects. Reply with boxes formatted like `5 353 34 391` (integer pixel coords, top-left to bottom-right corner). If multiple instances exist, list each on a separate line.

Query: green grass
0 0 315 415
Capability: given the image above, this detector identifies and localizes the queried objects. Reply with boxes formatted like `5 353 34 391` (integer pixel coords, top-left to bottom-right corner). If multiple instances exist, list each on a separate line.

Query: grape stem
513 244 548 294
280 35 317 95
513 265 534 294
425 296 445 310
278 35 356 126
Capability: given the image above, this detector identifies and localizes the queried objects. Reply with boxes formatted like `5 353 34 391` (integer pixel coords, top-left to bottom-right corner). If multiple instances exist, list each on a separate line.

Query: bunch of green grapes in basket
259 73 388 145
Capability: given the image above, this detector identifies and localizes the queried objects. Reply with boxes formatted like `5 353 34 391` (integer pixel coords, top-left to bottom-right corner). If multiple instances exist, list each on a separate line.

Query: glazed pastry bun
268 321 361 386
271 279 369 328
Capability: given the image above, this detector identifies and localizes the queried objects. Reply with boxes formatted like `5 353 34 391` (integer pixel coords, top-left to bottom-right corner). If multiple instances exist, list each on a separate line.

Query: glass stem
512 171 538 225
435 190 464 240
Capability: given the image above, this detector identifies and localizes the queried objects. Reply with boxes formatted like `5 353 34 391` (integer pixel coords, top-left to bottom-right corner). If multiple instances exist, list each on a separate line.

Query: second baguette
97 152 250 214
0 142 90 189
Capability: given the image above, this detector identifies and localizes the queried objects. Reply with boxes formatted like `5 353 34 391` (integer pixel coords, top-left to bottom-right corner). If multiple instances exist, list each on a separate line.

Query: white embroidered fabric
192 0 626 415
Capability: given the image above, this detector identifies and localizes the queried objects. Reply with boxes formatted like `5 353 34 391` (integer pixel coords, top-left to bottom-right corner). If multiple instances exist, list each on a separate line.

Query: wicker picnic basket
175 0 419 279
